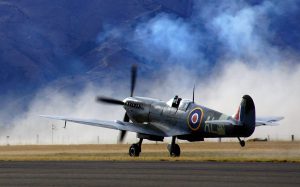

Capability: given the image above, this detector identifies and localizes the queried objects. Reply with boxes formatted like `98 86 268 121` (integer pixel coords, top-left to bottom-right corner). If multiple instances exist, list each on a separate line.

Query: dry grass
0 142 299 162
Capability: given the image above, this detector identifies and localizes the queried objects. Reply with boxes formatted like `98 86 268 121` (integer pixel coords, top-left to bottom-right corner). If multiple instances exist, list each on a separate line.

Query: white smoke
133 13 205 66
200 62 300 141
2 61 298 145
0 84 132 145
133 0 300 141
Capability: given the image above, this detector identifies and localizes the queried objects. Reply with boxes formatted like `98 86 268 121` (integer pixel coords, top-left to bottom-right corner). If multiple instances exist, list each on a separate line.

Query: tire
240 140 245 147
129 144 140 157
170 144 180 157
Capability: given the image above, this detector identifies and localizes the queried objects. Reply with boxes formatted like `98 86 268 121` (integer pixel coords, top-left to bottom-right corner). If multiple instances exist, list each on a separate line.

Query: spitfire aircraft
41 65 283 157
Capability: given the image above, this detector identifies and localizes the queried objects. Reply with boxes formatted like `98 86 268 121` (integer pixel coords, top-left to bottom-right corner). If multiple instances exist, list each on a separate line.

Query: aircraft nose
123 97 131 109
123 97 140 110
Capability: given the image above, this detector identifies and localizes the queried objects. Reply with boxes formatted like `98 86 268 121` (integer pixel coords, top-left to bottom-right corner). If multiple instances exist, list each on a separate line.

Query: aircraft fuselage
123 96 255 142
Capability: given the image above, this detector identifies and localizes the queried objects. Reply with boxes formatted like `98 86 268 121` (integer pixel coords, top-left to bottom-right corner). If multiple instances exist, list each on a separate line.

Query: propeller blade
118 113 129 143
130 64 137 97
118 130 127 143
123 113 130 122
192 84 195 103
96 97 124 105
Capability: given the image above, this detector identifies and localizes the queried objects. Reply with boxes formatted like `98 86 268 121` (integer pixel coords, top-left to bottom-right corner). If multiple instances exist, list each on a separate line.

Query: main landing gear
129 137 181 157
167 136 180 157
129 138 143 157
237 137 245 147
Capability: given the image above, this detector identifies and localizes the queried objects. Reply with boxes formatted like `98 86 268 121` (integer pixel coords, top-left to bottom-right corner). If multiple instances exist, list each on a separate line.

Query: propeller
96 64 137 143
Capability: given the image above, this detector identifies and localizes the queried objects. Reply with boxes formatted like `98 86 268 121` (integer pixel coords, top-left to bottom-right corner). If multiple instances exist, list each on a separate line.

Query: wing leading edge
40 115 182 137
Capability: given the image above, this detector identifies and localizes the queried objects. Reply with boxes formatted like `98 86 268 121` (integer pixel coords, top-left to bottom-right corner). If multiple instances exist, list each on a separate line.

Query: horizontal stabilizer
255 116 284 126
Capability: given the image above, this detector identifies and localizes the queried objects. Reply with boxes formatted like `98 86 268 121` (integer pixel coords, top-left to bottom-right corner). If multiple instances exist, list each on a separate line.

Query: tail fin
233 95 256 136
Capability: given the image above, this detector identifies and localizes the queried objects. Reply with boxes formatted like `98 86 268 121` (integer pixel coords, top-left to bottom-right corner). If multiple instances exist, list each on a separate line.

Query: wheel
129 144 141 157
240 140 245 147
170 144 180 157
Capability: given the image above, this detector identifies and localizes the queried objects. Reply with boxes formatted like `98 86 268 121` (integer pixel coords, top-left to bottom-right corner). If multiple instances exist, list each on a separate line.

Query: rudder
233 95 256 137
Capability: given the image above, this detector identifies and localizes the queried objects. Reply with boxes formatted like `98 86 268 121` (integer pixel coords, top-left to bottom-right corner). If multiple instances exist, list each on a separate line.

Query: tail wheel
129 143 141 157
238 137 246 147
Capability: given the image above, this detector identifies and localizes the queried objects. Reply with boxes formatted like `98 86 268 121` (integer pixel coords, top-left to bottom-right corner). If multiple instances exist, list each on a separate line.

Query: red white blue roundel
187 108 203 131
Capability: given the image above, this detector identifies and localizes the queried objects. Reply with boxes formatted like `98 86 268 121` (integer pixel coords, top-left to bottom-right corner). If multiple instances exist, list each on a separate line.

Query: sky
0 0 299 144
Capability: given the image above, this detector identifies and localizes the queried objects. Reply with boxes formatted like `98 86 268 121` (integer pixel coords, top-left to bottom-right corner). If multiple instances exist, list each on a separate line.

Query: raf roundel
187 108 204 131
191 113 199 124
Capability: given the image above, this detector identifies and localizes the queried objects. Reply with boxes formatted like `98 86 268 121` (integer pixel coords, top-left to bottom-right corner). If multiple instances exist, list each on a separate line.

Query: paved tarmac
0 161 299 187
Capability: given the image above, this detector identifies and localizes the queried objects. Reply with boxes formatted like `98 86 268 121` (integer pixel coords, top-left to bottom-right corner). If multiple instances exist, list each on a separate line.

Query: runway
0 161 299 187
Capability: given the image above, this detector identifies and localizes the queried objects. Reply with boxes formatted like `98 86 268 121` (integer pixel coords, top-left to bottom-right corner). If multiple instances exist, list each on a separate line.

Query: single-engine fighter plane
41 65 283 157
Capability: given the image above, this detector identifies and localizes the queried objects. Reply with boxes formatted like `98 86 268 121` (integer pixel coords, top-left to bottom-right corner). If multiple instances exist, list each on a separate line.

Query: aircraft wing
255 116 284 126
40 115 169 137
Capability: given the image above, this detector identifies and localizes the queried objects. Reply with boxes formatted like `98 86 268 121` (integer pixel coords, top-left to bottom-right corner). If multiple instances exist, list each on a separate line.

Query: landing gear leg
129 138 143 157
238 137 245 147
167 136 180 157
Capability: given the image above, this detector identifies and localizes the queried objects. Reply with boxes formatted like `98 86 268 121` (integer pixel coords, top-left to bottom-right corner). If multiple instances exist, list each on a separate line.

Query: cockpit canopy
178 99 193 111
167 97 192 111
